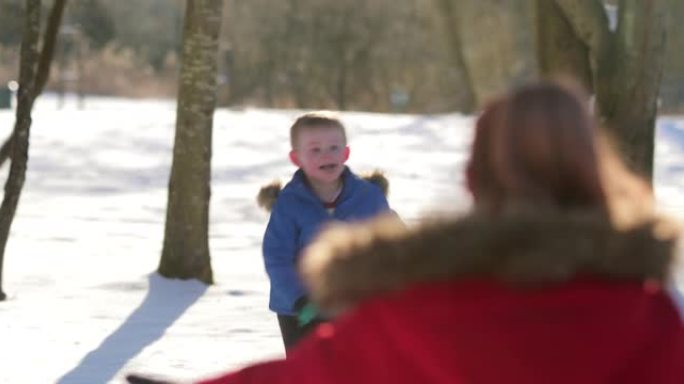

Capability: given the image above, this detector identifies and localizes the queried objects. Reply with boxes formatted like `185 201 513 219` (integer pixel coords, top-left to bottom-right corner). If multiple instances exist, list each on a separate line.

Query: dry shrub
44 43 178 98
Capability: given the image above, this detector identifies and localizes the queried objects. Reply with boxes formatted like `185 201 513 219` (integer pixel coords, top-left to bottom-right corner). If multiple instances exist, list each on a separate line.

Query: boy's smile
319 163 338 171
290 126 350 188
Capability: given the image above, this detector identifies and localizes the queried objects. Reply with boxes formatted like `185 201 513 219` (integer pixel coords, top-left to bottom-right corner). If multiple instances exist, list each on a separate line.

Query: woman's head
467 82 609 214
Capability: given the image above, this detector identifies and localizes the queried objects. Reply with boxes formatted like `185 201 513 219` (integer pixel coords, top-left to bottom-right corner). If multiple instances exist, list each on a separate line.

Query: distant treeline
0 0 682 113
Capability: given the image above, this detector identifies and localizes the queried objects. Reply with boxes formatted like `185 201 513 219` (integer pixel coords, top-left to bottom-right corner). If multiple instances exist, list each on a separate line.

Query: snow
0 95 682 384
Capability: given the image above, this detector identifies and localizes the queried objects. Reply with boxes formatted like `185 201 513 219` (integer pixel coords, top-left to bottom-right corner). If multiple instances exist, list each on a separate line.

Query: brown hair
467 82 626 216
290 111 347 149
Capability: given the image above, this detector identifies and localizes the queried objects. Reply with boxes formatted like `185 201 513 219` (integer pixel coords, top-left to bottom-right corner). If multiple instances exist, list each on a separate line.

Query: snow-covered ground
0 95 682 384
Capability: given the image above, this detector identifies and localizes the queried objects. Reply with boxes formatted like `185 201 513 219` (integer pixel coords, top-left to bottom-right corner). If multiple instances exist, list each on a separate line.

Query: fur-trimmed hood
257 169 389 212
300 210 682 315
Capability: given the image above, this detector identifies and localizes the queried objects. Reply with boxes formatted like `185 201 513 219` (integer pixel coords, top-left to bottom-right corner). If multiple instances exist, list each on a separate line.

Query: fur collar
300 210 681 314
257 170 389 212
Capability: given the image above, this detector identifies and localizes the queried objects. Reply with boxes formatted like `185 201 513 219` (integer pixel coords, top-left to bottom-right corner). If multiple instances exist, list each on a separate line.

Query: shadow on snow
56 273 207 384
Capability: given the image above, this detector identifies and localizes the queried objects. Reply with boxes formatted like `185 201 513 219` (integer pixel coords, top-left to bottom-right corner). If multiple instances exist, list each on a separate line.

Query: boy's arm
263 200 306 313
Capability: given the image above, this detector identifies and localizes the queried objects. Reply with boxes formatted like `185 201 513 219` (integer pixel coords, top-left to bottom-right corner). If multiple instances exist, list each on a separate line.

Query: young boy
258 111 391 353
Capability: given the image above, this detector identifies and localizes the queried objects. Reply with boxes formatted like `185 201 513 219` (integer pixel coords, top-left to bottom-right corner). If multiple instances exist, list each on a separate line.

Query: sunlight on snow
0 95 681 383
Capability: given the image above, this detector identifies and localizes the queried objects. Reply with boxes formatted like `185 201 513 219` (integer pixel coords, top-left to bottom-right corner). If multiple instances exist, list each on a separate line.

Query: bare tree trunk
158 0 223 284
598 0 666 179
434 0 476 112
555 0 667 179
283 0 310 108
0 0 67 170
661 0 684 111
35 0 67 95
553 0 612 77
0 0 42 301
536 0 592 91
441 0 539 106
437 0 666 179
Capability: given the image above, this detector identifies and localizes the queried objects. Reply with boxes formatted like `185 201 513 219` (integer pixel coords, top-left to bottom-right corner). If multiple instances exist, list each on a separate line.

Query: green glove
294 295 321 328
297 301 319 327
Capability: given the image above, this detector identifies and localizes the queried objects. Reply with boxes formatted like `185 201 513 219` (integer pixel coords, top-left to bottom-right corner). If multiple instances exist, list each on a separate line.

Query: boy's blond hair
290 111 347 149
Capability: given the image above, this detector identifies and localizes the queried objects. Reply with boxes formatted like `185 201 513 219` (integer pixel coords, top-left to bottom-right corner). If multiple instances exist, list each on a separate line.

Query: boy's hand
294 295 319 327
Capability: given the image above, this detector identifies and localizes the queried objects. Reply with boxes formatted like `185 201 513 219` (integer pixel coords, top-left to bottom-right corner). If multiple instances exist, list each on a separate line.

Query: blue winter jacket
263 167 390 315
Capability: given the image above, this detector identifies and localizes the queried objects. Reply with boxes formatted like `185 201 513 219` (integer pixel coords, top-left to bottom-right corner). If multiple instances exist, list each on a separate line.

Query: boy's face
290 126 350 185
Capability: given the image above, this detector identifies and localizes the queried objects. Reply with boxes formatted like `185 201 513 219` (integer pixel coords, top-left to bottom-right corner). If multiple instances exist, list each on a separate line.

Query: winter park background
0 96 682 384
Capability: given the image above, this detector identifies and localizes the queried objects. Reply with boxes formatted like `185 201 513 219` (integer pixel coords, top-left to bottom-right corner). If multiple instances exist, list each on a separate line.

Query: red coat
199 280 684 384
197 211 684 384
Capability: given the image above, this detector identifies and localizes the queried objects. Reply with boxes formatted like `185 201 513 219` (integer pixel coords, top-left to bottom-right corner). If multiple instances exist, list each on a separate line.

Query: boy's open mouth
319 163 337 171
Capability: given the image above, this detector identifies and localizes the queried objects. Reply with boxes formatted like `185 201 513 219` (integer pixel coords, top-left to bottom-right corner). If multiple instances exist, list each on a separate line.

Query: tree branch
35 0 67 95
0 0 67 169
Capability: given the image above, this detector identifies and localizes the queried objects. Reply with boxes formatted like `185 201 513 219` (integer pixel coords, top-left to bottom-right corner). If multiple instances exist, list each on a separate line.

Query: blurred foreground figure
130 82 684 384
